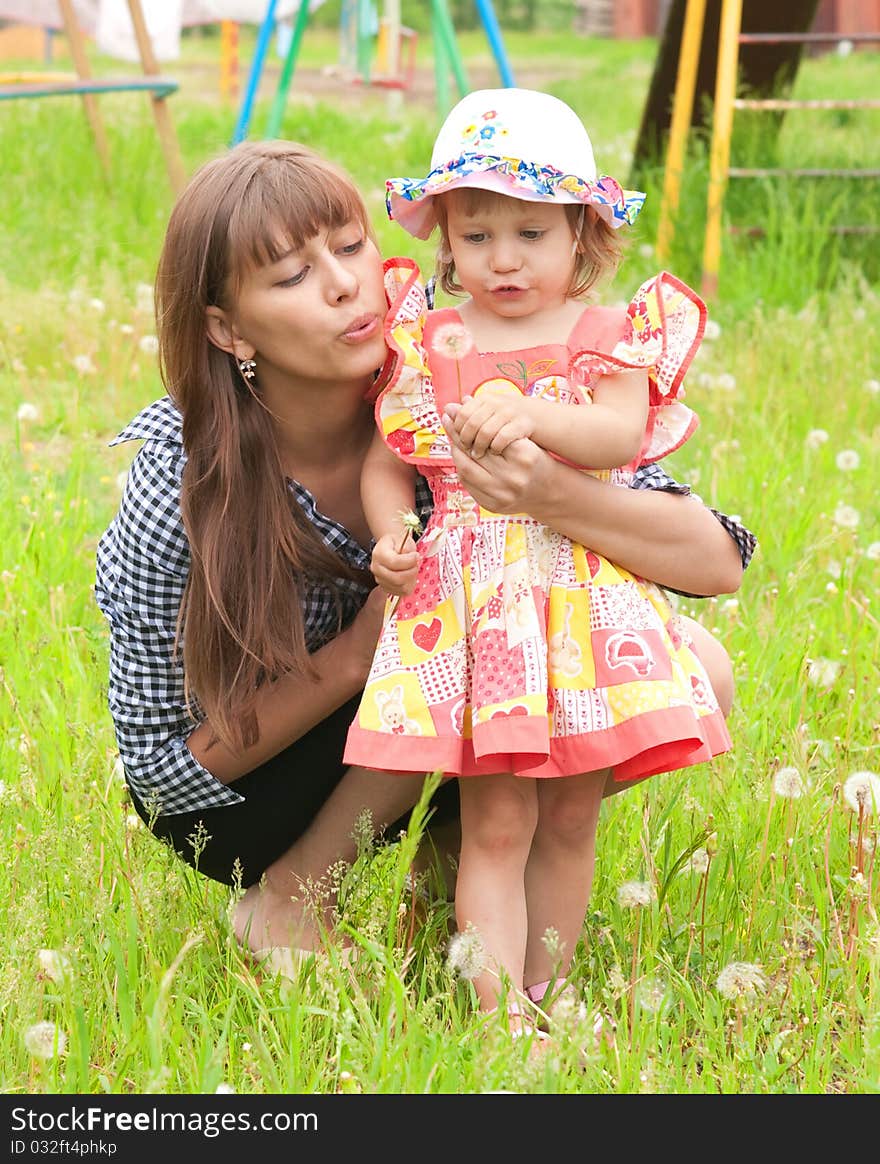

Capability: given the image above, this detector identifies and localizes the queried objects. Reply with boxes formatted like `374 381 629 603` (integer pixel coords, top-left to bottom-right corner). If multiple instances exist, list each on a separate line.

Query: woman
94 140 754 971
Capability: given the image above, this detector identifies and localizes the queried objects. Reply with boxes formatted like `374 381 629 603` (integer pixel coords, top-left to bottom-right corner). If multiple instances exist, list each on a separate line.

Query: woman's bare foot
232 882 321 955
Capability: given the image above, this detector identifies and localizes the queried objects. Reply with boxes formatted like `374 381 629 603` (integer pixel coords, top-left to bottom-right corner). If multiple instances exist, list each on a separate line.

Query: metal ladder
701 0 880 297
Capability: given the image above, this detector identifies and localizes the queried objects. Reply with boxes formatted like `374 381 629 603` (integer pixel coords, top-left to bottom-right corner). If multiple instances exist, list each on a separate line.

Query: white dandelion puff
16 402 39 422
89 297 106 313
24 1021 67 1060
37 949 72 985
215 1082 236 1094
138 335 159 355
833 504 860 530
685 848 710 875
866 542 880 561
806 657 841 688
805 429 829 450
703 319 721 340
617 880 656 909
864 378 879 395
716 961 765 1000
431 321 474 359
715 372 737 391
721 598 739 616
773 766 805 800
843 771 880 817
135 283 154 314
637 977 668 1014
119 323 134 336
446 925 487 981
835 450 860 472
72 354 96 376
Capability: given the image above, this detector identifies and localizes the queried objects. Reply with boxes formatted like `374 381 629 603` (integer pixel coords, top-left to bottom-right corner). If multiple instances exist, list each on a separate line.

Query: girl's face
443 192 577 321
211 219 388 395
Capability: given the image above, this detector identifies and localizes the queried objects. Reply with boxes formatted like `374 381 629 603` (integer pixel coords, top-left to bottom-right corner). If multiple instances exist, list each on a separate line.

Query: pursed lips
339 313 380 341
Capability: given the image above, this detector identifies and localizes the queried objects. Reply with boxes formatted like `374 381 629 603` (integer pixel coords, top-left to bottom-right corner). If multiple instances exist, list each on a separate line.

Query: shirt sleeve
95 439 245 816
630 462 757 572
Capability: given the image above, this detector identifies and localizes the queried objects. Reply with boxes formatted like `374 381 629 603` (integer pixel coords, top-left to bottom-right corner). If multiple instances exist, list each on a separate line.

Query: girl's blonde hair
155 140 374 751
433 188 624 299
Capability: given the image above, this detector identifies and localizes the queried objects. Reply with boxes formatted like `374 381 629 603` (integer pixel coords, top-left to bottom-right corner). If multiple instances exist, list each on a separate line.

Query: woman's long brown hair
155 140 373 753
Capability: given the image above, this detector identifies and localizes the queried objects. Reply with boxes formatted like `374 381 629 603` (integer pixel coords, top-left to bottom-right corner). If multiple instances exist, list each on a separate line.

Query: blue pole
232 0 279 145
474 0 515 87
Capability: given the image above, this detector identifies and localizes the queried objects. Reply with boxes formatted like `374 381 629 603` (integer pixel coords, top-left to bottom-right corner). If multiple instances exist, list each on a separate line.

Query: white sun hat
386 87 645 240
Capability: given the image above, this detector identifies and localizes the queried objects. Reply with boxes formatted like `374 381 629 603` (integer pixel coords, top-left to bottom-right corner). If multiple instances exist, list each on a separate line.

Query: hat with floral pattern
386 87 645 240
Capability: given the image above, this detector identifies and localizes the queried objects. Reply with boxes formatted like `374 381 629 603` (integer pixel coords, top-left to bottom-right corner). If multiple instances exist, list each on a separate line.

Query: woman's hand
347 585 389 679
370 533 420 597
442 403 558 514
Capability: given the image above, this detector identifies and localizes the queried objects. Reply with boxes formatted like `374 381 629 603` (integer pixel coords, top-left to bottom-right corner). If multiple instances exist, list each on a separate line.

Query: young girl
343 89 735 1031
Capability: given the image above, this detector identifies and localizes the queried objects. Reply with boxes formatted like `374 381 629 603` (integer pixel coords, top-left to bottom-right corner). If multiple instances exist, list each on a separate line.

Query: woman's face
222 220 388 394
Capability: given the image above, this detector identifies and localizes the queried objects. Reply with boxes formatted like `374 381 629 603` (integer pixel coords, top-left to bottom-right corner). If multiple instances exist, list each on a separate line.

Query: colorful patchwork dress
343 258 731 783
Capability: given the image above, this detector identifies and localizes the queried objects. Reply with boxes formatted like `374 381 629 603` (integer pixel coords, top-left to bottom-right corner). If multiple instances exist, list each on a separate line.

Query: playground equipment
0 0 184 193
701 0 880 296
647 0 879 297
232 0 515 145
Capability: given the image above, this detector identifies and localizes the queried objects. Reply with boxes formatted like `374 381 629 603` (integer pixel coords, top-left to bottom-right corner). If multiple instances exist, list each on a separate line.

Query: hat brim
386 154 645 240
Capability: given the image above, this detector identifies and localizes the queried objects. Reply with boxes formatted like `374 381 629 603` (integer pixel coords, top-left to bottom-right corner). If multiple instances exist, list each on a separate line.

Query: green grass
1 31 879 1095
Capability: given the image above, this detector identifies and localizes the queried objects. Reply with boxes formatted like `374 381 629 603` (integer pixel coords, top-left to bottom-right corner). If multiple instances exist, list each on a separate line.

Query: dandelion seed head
637 977 668 1014
805 428 829 449
864 378 879 395
72 354 96 376
833 504 860 530
617 880 656 909
703 319 721 340
843 771 880 816
807 657 841 688
135 283 154 313
89 297 105 313
773 766 805 800
431 321 474 359
865 542 880 561
138 335 159 355
37 949 72 985
24 1021 67 1060
716 961 766 1000
215 1082 235 1094
835 449 860 472
716 372 736 391
686 848 710 875
446 925 486 980
398 508 422 534
16 402 39 422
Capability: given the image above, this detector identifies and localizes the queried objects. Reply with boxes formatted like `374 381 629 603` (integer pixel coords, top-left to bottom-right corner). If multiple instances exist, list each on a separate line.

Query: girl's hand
371 533 419 596
446 390 536 458
443 406 558 514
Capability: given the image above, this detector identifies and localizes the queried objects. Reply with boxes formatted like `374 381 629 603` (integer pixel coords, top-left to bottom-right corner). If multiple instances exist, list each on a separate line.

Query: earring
238 357 257 380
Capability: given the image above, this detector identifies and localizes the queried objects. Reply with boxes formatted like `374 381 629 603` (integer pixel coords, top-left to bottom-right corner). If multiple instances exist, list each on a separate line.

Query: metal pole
701 0 743 300
474 0 515 87
232 0 278 145
656 0 706 264
266 0 311 137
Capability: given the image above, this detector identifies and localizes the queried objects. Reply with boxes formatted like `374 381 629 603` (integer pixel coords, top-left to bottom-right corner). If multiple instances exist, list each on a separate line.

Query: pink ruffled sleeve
569 271 707 464
366 257 453 467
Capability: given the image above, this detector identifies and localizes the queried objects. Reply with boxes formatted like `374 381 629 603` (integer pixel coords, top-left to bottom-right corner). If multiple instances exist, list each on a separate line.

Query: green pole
266 0 312 138
431 0 468 100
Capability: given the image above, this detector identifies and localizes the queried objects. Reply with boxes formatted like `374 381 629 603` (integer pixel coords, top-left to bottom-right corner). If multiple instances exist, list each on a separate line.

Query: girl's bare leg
233 765 426 952
456 774 538 1013
523 770 607 992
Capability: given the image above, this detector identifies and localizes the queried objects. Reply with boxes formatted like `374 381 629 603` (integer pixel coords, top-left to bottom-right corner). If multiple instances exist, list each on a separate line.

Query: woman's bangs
228 164 368 278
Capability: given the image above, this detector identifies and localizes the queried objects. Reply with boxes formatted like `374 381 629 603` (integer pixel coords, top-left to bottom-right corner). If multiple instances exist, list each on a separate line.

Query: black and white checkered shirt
95 396 756 817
